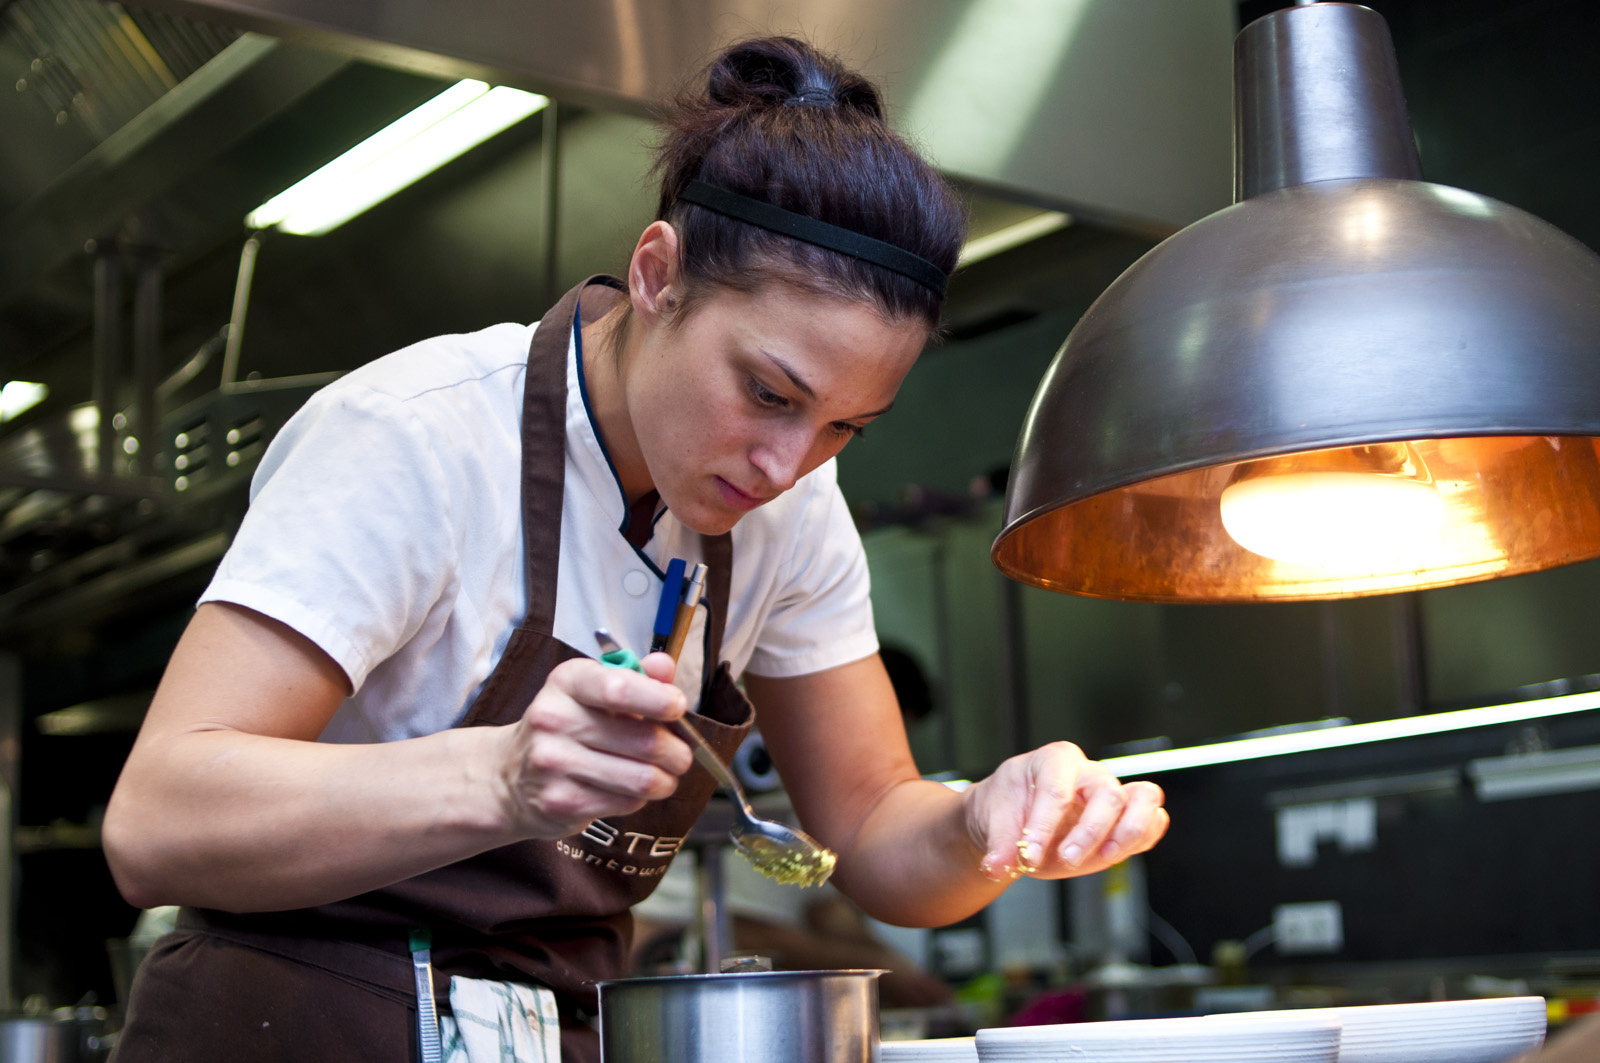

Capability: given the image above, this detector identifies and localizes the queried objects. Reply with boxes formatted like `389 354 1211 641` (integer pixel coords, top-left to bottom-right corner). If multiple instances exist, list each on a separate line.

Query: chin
676 507 744 537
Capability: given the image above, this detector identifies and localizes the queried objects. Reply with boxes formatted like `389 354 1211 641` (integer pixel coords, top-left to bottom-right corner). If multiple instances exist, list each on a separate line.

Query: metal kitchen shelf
0 369 339 642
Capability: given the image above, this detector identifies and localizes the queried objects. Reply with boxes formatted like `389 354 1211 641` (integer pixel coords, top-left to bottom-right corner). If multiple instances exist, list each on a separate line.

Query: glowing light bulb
1220 471 1445 569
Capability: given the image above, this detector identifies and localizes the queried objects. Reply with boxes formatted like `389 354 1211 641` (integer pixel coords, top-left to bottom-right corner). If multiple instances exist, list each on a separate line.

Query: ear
628 220 682 327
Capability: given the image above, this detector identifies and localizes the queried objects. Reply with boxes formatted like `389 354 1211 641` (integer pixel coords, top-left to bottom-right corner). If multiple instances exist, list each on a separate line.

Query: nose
750 425 815 493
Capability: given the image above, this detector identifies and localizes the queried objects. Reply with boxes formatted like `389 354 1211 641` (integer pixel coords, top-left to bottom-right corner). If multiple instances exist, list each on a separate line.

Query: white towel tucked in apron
441 976 563 1063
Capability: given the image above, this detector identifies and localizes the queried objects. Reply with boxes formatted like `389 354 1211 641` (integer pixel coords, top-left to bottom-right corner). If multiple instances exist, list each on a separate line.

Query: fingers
562 712 694 776
1105 781 1169 859
526 727 686 808
638 650 678 685
966 739 1068 877
1016 745 1091 873
1053 767 1128 870
975 790 1026 882
549 656 686 722
504 729 686 836
970 743 1171 883
534 660 692 773
973 742 1084 881
502 659 695 837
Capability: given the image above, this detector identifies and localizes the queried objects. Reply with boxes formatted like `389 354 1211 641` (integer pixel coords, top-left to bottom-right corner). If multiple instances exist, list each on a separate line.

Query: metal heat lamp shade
991 1 1600 603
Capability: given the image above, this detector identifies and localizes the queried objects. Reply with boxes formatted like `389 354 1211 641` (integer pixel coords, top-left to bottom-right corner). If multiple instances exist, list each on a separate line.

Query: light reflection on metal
994 3 1600 602
903 0 1092 171
957 211 1072 268
1429 185 1494 218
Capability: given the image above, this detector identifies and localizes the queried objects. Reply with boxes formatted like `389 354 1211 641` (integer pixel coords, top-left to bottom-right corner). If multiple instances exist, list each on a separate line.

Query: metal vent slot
3 0 239 141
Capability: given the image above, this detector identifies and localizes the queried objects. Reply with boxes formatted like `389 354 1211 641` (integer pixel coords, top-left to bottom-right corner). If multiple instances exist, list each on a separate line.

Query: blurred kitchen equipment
103 940 144 1011
597 968 884 1063
0 1004 116 1063
106 905 178 1008
1067 858 1216 1020
1069 857 1149 970
732 731 783 793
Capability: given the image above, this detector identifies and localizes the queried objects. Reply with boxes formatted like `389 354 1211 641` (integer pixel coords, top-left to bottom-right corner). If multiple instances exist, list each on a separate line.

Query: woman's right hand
497 653 695 839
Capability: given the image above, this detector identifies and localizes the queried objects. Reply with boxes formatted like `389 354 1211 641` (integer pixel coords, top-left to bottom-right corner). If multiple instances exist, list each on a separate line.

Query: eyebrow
761 350 897 419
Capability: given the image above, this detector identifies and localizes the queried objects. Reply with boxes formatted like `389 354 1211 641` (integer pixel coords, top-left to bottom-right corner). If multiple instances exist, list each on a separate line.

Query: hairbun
648 35 964 327
706 37 882 120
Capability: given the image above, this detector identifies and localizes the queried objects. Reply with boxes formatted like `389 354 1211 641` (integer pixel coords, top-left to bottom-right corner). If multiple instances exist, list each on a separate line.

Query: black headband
676 179 949 298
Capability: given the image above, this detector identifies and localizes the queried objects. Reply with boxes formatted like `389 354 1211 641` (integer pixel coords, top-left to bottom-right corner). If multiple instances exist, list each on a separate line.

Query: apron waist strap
176 908 594 1029
178 907 423 1008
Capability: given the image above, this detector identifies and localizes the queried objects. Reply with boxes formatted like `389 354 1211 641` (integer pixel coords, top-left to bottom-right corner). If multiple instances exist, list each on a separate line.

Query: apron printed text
554 818 686 876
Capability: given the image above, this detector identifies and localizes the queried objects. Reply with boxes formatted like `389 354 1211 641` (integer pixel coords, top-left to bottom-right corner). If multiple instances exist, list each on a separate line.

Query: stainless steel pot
597 969 885 1063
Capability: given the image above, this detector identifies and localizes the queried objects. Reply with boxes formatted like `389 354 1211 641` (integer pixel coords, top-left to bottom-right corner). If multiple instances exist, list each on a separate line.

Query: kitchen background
0 0 1598 1029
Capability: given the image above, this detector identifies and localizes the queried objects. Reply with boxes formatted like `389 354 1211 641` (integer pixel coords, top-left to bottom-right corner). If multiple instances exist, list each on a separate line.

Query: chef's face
626 281 926 536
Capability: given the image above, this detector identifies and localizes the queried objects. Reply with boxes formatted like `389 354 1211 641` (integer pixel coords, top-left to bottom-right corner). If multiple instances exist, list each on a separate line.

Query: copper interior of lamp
993 435 1600 602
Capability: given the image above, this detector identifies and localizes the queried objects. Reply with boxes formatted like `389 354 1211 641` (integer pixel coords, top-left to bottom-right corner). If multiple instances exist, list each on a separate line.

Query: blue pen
650 559 687 653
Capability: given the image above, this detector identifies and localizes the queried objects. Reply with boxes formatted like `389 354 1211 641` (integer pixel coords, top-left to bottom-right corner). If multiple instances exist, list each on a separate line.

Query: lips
715 477 769 512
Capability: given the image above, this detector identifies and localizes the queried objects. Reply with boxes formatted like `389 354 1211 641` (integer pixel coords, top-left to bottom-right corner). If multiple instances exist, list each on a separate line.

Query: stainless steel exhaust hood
125 0 1236 233
0 0 1233 640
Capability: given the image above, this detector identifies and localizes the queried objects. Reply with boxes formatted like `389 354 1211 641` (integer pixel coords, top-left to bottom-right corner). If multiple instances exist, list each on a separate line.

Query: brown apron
112 277 755 1063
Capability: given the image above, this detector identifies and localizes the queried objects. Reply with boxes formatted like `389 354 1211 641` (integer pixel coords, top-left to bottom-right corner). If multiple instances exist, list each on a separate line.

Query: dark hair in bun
651 36 966 330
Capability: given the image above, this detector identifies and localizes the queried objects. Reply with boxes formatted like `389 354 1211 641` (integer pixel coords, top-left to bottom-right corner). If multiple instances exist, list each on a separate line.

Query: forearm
104 723 517 913
106 600 695 913
827 777 1005 928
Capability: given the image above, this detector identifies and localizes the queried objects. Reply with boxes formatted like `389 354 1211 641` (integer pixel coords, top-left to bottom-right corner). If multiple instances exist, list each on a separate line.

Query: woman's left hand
963 741 1168 882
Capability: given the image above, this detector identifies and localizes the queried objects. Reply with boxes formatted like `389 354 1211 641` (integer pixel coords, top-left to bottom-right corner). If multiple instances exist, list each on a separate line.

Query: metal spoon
594 629 836 887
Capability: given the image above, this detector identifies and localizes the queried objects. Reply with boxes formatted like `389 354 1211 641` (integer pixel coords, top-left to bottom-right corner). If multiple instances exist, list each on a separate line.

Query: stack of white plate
1285 996 1547 1063
975 1013 1341 1063
879 1036 979 1062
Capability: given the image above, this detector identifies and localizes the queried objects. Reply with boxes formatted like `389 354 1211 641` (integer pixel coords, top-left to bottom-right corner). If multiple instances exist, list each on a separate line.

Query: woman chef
102 35 1168 1063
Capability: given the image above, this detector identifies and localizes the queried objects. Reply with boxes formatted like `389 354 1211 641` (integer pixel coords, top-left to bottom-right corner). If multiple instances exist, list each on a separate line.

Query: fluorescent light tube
246 80 548 236
0 381 48 422
1102 688 1600 778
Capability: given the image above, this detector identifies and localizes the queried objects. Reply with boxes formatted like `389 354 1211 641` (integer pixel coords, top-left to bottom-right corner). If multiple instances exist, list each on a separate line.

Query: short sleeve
200 384 462 692
743 474 878 678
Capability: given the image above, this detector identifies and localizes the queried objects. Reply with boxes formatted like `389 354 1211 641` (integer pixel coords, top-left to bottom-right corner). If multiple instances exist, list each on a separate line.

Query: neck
580 306 654 505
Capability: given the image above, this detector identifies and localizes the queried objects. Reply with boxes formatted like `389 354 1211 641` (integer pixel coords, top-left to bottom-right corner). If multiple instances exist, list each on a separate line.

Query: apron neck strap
520 276 620 634
701 532 733 667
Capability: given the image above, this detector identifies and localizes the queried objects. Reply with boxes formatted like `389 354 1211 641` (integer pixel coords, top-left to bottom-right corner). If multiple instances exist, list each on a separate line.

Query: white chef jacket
200 316 880 743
